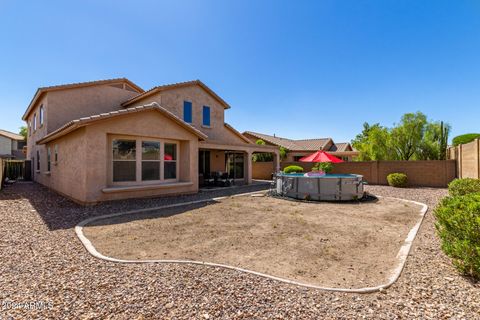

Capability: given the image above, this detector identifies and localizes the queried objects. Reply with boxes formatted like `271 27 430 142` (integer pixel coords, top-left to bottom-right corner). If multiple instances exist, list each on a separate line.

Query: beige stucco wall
83 110 199 203
0 136 11 155
127 85 249 146
46 84 140 132
42 128 88 201
34 110 199 204
209 150 226 172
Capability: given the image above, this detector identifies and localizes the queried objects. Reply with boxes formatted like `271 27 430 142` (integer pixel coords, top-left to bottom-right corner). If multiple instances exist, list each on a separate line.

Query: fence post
458 145 463 178
477 139 480 179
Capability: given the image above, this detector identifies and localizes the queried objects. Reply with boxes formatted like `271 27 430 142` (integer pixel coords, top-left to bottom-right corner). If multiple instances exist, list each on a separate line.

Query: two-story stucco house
22 78 279 204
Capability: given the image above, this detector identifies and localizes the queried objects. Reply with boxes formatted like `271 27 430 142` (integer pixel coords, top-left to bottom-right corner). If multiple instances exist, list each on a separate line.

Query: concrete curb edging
75 192 428 294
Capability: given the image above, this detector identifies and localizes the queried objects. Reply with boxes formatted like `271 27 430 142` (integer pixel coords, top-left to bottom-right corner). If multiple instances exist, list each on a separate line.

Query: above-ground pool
275 173 365 201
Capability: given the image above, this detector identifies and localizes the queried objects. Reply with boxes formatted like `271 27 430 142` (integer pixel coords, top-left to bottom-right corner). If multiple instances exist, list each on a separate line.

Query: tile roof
22 78 144 120
37 102 207 144
329 142 351 152
243 131 332 151
121 80 231 109
0 129 24 141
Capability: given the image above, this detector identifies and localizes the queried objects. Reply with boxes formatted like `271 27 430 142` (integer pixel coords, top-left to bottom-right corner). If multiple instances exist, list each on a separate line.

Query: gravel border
76 193 428 293
1 182 479 319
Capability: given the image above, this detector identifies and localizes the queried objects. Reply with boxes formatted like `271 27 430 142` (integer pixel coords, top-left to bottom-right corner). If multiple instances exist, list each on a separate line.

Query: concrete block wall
278 160 456 188
447 139 480 179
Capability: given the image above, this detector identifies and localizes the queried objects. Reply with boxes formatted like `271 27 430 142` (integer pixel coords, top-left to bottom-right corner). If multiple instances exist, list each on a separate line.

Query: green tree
351 123 392 160
352 113 450 161
252 139 274 162
452 133 480 146
19 126 27 142
390 112 427 160
416 121 450 160
279 146 288 161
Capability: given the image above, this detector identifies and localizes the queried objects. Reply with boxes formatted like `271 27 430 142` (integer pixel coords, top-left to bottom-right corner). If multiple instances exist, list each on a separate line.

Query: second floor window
28 121 32 136
33 114 37 131
39 105 44 126
183 101 192 123
202 106 210 127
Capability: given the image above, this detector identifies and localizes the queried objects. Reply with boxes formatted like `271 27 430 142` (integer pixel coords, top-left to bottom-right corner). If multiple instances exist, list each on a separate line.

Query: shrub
312 162 333 173
283 165 304 174
448 178 480 197
452 133 480 146
434 193 480 279
386 173 408 187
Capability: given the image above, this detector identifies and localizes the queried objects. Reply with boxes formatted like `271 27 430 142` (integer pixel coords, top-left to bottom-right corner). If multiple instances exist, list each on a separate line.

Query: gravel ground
0 182 479 319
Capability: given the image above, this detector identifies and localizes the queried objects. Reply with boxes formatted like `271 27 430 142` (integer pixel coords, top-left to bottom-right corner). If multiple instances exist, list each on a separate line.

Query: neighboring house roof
243 131 332 151
328 142 352 152
36 102 208 144
0 129 24 141
122 80 231 109
22 78 144 120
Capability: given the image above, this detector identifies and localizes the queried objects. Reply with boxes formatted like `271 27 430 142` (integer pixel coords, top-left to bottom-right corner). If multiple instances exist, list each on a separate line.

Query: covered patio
198 141 280 187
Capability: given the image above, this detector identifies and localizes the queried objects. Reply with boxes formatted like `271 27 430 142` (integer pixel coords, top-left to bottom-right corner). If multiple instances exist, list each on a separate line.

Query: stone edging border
75 192 428 294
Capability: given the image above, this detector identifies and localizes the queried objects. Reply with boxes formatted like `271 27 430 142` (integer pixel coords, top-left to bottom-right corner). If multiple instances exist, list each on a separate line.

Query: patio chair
218 172 233 187
203 173 215 186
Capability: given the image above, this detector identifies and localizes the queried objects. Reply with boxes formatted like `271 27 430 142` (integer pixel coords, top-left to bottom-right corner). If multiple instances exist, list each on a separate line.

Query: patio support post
274 150 281 173
246 151 253 184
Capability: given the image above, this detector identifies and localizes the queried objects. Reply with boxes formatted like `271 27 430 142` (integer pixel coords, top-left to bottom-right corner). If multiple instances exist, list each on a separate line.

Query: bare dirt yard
83 195 423 288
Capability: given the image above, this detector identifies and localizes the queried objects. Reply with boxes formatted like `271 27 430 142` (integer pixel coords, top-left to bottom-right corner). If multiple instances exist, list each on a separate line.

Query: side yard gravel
0 182 479 319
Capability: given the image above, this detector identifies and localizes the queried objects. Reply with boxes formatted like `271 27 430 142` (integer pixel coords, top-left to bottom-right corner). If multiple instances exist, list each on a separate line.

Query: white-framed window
54 145 58 163
142 141 160 181
164 143 177 180
111 138 179 184
39 105 44 126
33 114 37 131
112 139 136 182
28 121 32 136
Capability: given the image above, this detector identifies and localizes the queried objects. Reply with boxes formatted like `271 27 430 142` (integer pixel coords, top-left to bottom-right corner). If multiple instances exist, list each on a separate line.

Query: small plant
386 173 408 188
283 165 304 174
448 178 480 197
434 193 480 279
312 162 333 173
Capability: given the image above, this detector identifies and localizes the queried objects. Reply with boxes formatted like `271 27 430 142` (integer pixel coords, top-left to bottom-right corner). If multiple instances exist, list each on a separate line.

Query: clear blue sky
1 0 479 143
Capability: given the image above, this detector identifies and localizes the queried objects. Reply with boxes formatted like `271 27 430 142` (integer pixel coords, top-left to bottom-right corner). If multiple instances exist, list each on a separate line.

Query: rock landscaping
0 183 479 319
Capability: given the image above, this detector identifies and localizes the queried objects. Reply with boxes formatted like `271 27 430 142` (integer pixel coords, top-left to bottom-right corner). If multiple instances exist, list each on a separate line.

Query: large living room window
164 143 177 180
112 139 136 182
111 138 179 184
142 141 160 181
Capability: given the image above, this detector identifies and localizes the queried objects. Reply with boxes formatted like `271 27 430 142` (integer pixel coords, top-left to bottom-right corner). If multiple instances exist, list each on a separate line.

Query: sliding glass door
225 152 244 179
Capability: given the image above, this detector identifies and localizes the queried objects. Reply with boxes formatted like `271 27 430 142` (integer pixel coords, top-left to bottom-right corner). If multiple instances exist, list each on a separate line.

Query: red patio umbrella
299 150 344 163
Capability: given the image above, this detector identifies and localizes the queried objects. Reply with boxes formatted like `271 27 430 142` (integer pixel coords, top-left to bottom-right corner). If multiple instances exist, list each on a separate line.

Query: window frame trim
108 135 180 187
202 105 211 127
183 100 193 124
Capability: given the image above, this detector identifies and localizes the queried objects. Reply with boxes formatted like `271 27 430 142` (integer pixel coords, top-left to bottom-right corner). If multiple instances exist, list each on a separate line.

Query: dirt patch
83 195 423 288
